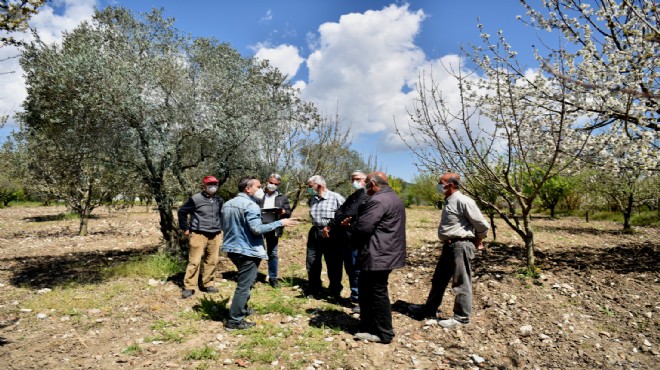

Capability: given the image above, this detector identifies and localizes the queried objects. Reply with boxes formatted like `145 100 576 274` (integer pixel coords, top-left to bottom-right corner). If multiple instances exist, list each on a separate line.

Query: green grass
122 344 142 356
184 345 219 361
102 253 186 280
144 328 186 343
233 324 292 364
599 306 615 317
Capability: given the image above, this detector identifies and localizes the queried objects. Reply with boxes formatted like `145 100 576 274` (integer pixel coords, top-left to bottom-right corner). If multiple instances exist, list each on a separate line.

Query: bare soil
0 205 658 369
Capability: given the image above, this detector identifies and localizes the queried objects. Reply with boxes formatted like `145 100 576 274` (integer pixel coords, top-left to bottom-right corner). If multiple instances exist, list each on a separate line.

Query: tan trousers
183 232 221 290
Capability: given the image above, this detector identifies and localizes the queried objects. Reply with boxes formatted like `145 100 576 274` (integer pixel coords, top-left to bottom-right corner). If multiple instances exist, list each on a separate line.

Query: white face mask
352 180 364 190
266 183 278 192
253 188 265 200
206 185 218 195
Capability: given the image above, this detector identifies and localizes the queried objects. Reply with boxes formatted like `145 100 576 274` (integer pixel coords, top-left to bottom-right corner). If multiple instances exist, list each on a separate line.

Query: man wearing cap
178 175 224 299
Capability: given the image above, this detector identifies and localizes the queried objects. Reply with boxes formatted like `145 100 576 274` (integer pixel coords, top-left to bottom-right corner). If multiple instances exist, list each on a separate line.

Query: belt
444 237 475 245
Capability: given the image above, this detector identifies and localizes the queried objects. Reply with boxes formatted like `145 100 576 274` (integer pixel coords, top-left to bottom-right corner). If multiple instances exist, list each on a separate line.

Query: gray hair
269 173 282 182
446 174 461 189
370 172 389 186
308 175 326 187
351 170 367 179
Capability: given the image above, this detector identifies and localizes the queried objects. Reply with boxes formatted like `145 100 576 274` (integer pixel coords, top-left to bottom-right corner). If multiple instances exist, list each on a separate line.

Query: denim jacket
221 193 283 259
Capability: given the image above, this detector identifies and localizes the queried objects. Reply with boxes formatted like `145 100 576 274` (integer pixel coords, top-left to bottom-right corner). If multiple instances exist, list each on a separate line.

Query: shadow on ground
23 213 100 223
535 224 630 236
307 307 359 334
2 245 160 289
408 240 659 276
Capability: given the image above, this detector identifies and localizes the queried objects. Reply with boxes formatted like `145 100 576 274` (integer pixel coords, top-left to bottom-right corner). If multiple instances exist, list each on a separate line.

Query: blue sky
1 0 545 182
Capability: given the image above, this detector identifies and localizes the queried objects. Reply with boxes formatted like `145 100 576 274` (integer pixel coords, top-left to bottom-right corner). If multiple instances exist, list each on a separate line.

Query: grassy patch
599 306 615 317
234 324 292 364
145 320 197 344
102 253 185 280
122 344 142 356
184 345 219 361
296 326 333 352
21 281 130 313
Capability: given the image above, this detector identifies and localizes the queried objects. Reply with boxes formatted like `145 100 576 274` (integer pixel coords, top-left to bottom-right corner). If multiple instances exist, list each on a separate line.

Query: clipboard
261 207 280 224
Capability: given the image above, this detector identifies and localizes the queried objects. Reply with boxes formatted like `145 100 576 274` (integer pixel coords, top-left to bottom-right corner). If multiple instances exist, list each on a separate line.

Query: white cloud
260 9 273 23
254 44 304 80
0 0 96 130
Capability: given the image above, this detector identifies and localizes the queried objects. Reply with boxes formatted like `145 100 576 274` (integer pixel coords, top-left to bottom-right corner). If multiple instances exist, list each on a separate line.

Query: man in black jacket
330 170 369 306
352 172 406 344
257 173 292 287
178 176 224 299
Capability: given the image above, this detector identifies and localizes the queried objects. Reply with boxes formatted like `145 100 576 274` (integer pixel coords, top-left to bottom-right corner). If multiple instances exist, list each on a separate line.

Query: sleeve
464 199 490 239
177 197 195 231
354 198 385 239
280 195 292 219
246 202 283 235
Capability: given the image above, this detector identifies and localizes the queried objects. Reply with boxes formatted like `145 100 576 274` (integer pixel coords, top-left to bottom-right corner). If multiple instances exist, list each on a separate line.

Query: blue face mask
437 183 447 193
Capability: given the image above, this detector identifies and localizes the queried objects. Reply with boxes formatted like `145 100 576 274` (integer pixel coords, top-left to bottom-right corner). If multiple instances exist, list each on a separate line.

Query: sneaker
438 318 468 329
225 320 256 331
354 332 382 343
269 279 279 288
408 304 434 318
181 289 194 299
351 305 361 314
203 286 219 293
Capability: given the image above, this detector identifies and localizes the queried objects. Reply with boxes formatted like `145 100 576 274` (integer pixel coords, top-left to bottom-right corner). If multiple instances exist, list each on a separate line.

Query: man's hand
185 230 190 237
279 208 287 216
340 216 352 226
321 226 331 238
475 238 485 250
280 218 300 227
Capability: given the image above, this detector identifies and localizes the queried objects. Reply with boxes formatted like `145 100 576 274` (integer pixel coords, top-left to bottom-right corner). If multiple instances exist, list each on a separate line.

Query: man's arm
246 203 283 235
177 197 195 233
353 198 385 238
279 195 292 219
464 199 489 249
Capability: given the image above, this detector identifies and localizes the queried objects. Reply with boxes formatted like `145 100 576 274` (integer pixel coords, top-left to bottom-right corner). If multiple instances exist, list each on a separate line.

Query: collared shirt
262 191 277 209
438 191 490 241
309 189 345 227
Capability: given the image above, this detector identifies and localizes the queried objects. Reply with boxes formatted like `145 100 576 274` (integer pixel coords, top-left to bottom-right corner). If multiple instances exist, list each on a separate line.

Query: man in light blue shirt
222 176 297 331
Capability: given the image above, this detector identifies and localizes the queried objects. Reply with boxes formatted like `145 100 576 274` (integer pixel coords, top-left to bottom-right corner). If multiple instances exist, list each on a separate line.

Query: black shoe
203 286 219 293
408 304 435 319
269 279 279 288
225 320 256 332
181 289 194 299
351 305 361 314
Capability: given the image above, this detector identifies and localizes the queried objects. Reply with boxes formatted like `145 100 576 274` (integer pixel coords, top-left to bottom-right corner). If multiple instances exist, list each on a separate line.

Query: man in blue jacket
178 176 224 299
222 176 298 331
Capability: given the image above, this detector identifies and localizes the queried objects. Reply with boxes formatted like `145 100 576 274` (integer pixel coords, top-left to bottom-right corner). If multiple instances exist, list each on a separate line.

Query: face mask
266 183 278 192
437 184 447 193
206 185 218 195
307 187 317 196
352 180 364 190
253 188 264 200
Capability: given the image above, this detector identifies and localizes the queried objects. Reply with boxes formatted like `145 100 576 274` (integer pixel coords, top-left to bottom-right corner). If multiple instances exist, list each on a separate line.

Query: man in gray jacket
352 172 406 344
178 176 224 299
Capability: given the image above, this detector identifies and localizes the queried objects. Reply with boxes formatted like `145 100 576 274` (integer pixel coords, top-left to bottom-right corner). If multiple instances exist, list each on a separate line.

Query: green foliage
407 173 442 207
194 295 230 321
184 346 219 361
234 324 292 364
122 344 142 356
102 253 186 280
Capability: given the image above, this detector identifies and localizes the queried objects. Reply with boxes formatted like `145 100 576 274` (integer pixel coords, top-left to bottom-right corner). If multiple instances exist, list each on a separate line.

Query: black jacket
353 187 406 271
257 191 292 237
331 188 369 244
177 192 224 234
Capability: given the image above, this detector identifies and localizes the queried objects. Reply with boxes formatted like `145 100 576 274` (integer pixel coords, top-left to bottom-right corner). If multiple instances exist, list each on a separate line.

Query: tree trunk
489 212 497 241
622 193 633 232
585 210 589 223
549 204 556 218
153 191 181 255
79 207 90 236
523 214 535 269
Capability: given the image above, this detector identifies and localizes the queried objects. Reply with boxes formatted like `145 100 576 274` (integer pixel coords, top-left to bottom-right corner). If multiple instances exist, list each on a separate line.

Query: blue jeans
424 241 475 322
264 232 279 280
343 247 360 302
227 253 261 324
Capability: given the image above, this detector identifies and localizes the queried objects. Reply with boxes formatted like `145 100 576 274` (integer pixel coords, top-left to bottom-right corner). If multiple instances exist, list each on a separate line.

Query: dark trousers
264 232 279 280
424 241 475 322
343 247 360 302
306 227 343 297
358 270 394 343
227 253 261 324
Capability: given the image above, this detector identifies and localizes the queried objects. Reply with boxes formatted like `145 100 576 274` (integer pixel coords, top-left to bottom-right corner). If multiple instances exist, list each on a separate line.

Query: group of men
178 171 490 342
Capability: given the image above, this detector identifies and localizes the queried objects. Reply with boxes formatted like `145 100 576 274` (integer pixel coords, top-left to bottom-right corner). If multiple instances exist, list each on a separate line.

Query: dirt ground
0 205 658 369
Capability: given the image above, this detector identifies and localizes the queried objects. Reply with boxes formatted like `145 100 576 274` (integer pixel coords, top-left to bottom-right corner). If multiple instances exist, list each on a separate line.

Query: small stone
215 334 225 341
37 288 52 294
60 316 70 321
599 331 611 338
36 313 47 319
643 339 651 347
147 279 160 287
425 319 438 326
644 312 652 319
469 354 485 364
539 333 550 340
88 309 102 315
324 336 334 342
271 360 279 366
19 308 32 313
520 325 533 336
